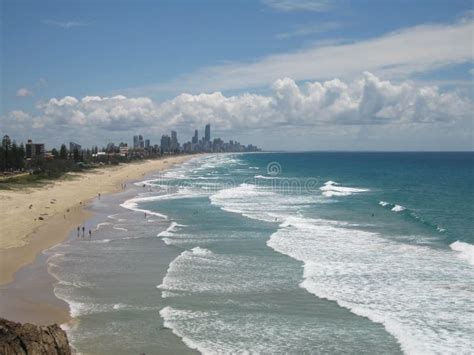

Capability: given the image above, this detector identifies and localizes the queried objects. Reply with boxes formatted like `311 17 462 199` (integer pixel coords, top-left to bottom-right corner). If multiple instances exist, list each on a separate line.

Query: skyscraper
161 135 171 154
171 131 178 152
192 129 198 144
205 124 211 142
133 135 144 149
25 139 45 159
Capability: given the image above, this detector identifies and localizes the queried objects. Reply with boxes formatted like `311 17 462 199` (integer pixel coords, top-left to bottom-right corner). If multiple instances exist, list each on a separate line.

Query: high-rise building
133 135 144 149
145 139 150 150
171 131 178 152
25 139 45 159
192 130 198 144
204 124 211 142
106 142 116 152
161 135 171 154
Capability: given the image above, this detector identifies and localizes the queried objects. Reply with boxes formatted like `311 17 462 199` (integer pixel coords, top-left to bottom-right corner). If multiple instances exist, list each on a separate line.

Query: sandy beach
0 155 193 325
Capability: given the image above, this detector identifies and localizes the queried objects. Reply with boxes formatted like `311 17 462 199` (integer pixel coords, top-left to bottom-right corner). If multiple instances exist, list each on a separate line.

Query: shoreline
0 154 196 326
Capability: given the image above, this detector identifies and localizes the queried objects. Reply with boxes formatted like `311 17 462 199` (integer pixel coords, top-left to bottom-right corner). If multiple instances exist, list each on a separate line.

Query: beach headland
0 155 194 325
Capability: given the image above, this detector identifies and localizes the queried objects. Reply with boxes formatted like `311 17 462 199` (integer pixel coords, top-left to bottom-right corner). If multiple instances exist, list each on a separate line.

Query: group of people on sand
77 225 92 240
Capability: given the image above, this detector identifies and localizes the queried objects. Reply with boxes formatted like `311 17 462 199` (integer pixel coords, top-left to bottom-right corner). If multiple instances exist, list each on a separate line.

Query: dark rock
0 318 71 355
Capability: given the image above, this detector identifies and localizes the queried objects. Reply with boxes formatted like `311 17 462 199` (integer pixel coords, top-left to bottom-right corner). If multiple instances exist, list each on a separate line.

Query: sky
1 0 473 151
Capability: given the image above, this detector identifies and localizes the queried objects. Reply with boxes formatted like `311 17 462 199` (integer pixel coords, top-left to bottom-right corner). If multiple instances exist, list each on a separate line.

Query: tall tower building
192 129 198 144
171 131 178 152
161 135 171 153
205 124 211 142
134 135 144 149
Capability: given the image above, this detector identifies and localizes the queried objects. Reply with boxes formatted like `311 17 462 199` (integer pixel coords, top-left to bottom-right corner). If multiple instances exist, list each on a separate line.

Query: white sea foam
58 280 95 288
95 222 112 229
90 238 112 244
190 246 213 256
160 307 216 354
157 221 185 238
210 183 326 222
120 197 168 219
162 238 173 245
450 241 474 265
379 201 447 233
157 247 221 297
391 204 406 212
62 300 114 318
254 174 280 179
158 245 290 299
320 180 369 197
267 216 474 355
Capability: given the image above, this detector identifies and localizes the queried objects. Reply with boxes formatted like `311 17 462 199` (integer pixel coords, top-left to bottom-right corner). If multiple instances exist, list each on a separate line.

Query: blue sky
1 0 473 150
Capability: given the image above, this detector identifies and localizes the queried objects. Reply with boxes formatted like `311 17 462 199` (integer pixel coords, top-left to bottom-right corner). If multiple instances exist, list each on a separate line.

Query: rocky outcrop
0 318 71 355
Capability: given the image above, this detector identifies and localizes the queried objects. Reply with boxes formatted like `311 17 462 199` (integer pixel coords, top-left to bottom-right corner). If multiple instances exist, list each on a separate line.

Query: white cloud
16 88 33 97
125 19 473 96
8 110 30 122
275 22 342 40
262 0 331 12
42 20 87 28
7 73 471 136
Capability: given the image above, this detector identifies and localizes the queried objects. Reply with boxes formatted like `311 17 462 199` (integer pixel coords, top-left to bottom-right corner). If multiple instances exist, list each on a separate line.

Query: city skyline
1 0 473 151
2 122 261 157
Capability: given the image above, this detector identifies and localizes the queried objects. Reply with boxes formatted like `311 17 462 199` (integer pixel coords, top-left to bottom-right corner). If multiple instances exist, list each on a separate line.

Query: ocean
48 152 474 354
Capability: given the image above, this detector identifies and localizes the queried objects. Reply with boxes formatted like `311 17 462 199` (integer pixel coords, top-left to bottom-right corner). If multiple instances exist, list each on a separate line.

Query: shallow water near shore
47 186 197 354
50 152 473 354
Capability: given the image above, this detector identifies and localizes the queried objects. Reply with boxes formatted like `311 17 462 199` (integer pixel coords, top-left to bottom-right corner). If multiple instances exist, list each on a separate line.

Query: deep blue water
51 152 474 354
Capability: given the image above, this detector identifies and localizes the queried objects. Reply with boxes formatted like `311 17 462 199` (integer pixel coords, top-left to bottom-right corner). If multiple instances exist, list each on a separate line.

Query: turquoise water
51 152 473 354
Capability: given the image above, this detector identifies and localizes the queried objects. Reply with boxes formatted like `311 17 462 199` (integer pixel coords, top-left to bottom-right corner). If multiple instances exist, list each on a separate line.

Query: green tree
17 143 25 170
51 148 59 159
10 142 24 170
59 144 68 160
0 146 5 170
2 135 11 170
73 147 80 162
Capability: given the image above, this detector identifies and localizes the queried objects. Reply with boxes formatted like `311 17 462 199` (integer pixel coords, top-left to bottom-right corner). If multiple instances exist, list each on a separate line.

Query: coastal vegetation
0 134 167 189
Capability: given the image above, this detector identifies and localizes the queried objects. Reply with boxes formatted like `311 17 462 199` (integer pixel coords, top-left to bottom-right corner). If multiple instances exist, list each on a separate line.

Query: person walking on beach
77 226 80 237
82 226 85 238
88 229 92 240
98 193 101 200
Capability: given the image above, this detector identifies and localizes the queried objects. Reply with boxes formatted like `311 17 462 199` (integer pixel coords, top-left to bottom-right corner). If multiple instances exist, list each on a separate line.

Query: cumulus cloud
6 73 471 136
8 110 30 122
35 95 155 130
16 88 33 97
